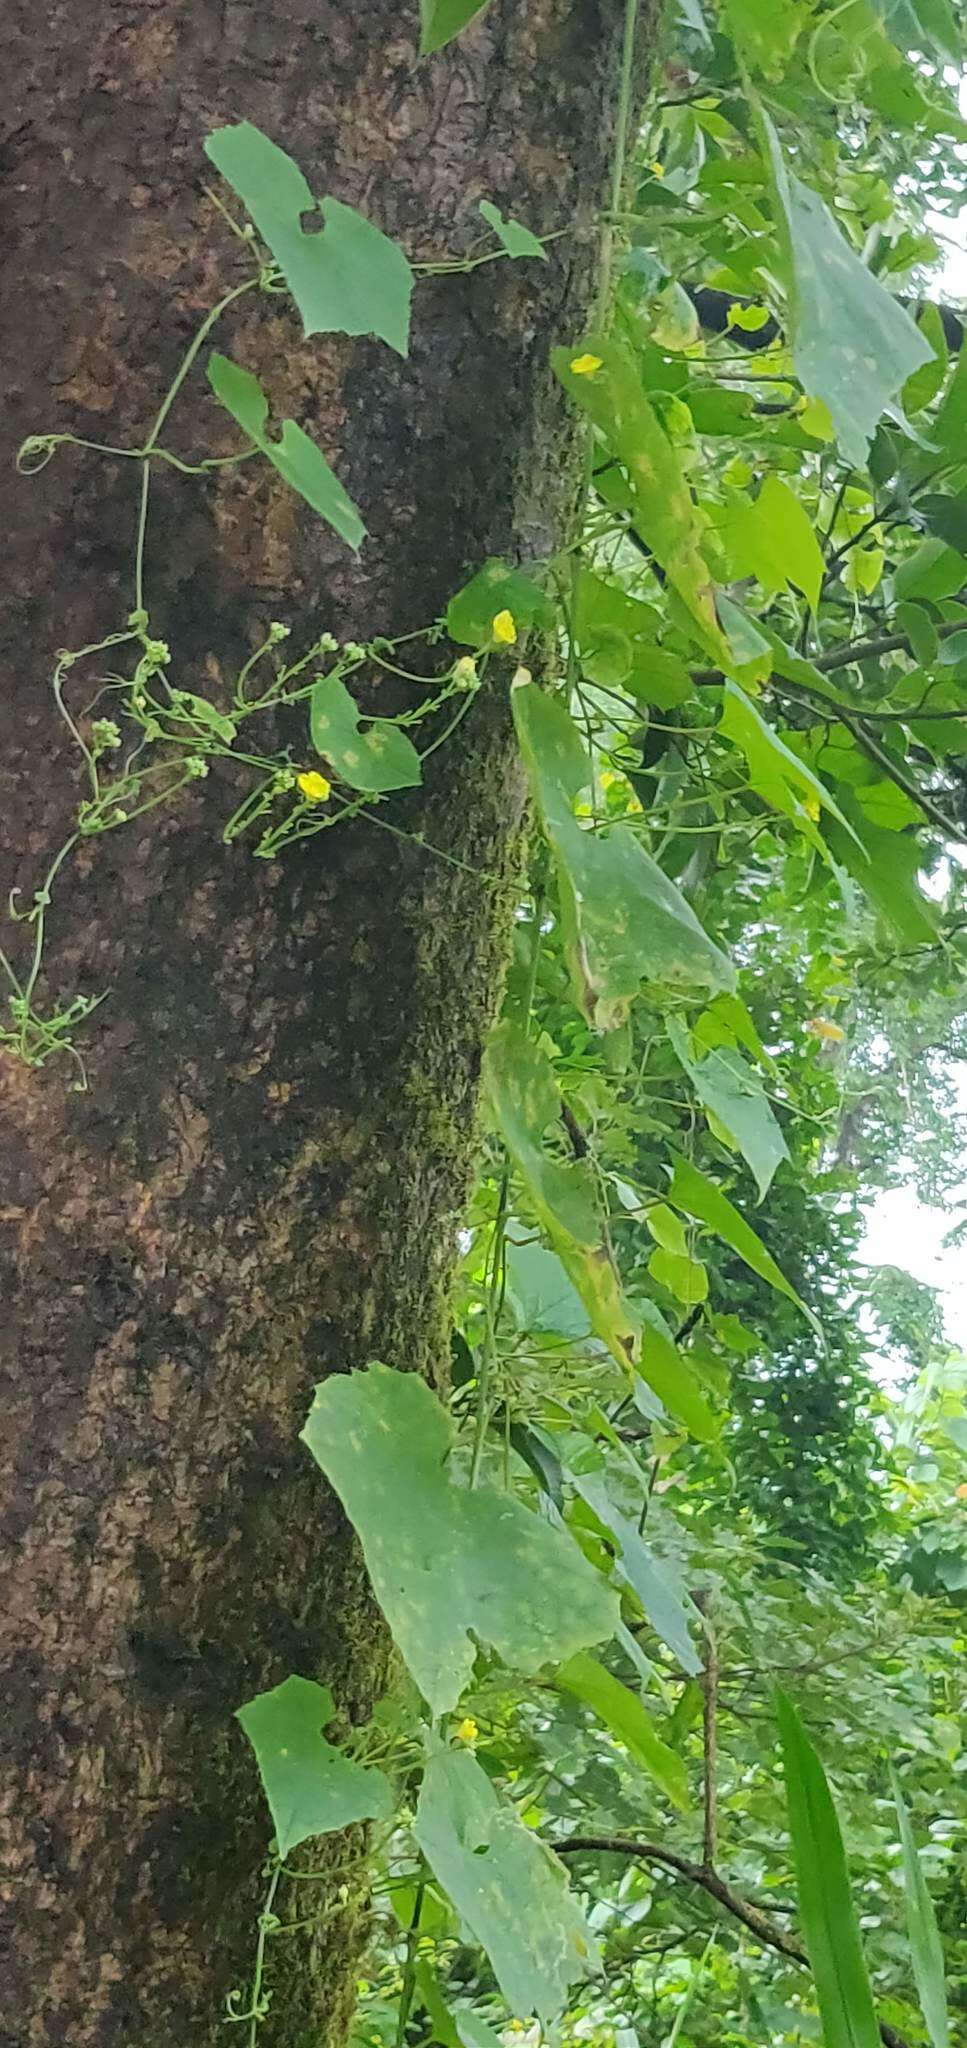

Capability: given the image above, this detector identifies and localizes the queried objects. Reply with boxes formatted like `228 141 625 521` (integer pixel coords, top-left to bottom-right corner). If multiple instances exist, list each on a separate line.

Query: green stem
595 0 641 325
134 276 260 615
393 1879 426 2048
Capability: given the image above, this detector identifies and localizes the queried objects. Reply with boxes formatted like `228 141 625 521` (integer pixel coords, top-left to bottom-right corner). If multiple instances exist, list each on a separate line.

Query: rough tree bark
0 4 653 2043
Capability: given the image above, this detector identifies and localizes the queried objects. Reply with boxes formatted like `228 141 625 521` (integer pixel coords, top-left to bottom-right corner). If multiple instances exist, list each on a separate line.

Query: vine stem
393 1878 425 2048
133 275 260 615
595 0 642 326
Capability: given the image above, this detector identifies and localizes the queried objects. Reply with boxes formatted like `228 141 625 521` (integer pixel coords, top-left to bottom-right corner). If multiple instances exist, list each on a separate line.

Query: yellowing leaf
552 335 730 662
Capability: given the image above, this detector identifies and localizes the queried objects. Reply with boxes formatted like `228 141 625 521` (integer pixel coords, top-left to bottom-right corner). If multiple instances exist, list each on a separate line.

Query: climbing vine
10 1 967 2045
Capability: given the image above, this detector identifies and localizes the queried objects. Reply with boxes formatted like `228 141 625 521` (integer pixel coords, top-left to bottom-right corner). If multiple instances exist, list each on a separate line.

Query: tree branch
555 1836 912 2048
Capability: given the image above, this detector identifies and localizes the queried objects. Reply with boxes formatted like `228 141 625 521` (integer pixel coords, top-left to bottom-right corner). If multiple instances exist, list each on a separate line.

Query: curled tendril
16 433 69 475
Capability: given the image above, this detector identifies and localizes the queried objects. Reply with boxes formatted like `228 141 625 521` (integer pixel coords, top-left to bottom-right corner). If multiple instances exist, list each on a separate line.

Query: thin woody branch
555 1836 911 2048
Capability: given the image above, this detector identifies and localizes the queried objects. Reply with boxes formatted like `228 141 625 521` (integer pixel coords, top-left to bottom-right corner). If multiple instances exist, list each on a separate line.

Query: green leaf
891 1770 949 2048
420 0 491 55
453 2017 505 2048
571 1472 702 1675
484 1019 639 1374
761 113 932 466
894 538 967 602
902 303 949 415
556 1651 689 1809
552 337 730 662
485 1025 718 1440
823 796 940 946
720 680 851 853
776 1690 880 2048
478 200 546 262
716 595 773 685
667 1019 788 1201
719 0 805 73
235 1675 392 1858
415 1969 505 2048
414 1738 598 2022
512 680 734 1028
918 495 967 556
207 355 365 551
718 476 824 610
649 1244 709 1306
878 0 962 60
309 673 422 793
637 1298 720 1443
504 1236 591 1340
445 559 555 649
667 1156 815 1327
204 123 413 353
572 568 692 706
301 1363 618 1716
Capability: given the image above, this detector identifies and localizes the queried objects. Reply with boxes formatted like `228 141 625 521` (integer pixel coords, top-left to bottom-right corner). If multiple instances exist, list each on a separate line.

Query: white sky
860 114 967 1368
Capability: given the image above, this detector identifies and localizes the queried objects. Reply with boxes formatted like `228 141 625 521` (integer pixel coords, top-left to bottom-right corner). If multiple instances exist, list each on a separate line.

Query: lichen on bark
0 2 655 2041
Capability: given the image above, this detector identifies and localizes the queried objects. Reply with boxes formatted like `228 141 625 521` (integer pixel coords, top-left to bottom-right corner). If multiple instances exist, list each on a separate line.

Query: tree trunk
0 4 652 2042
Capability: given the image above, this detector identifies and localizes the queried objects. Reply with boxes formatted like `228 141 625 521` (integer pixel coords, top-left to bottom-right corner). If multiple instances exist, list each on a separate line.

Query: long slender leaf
891 1769 949 2048
776 1690 880 2048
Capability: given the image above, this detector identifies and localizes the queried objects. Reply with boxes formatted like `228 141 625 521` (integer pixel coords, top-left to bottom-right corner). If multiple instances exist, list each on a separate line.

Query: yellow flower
491 610 517 646
570 352 603 377
803 791 821 822
455 1716 478 1743
297 770 331 802
805 1017 846 1044
649 159 665 178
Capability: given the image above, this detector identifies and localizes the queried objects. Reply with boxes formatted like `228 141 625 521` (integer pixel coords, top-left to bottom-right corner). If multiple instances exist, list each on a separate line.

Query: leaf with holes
235 1676 392 1859
309 673 422 792
301 1363 617 1717
207 355 365 551
414 1739 598 2021
204 123 413 352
